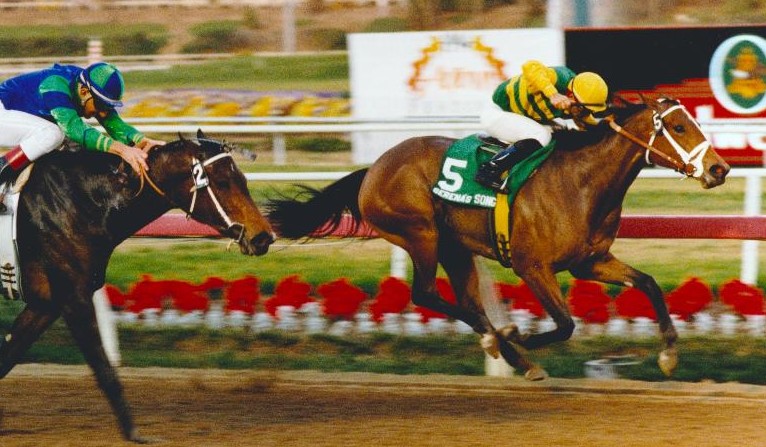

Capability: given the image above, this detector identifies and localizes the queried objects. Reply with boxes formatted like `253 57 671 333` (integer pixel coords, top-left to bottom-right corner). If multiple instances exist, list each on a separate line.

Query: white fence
0 0 396 9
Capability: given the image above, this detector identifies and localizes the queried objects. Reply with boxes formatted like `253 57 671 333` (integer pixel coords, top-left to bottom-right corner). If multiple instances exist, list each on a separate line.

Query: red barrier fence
136 213 766 240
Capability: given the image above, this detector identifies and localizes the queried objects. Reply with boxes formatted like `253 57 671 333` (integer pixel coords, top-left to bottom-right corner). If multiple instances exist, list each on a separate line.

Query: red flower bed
317 278 368 320
123 275 166 313
165 279 208 313
224 275 260 314
112 273 766 324
567 279 611 323
615 287 657 320
719 279 765 316
264 275 315 316
369 276 411 322
499 282 545 317
665 277 713 320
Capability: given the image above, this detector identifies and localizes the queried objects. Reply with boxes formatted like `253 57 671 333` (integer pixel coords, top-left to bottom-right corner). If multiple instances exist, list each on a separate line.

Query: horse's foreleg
0 304 59 378
570 253 678 376
507 265 576 350
60 301 146 443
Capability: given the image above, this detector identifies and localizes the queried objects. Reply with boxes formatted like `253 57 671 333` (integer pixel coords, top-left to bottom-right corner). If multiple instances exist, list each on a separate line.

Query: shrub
310 28 347 51
290 136 350 153
0 35 87 57
0 25 169 57
183 21 255 53
104 31 168 55
242 6 262 30
363 17 410 33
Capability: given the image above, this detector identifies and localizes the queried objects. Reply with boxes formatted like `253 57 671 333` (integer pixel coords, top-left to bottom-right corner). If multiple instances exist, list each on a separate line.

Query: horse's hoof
497 323 520 342
524 366 548 381
480 333 500 359
127 429 160 445
658 347 678 377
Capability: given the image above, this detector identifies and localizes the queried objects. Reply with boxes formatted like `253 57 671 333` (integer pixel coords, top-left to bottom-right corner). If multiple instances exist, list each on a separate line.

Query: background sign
348 29 563 163
566 25 766 166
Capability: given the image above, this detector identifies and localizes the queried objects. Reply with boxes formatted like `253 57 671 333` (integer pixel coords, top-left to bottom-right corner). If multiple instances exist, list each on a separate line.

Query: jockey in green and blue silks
475 60 609 192
0 62 164 183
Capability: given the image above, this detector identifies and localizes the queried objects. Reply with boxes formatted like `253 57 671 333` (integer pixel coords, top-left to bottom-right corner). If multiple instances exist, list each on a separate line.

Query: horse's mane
551 100 647 151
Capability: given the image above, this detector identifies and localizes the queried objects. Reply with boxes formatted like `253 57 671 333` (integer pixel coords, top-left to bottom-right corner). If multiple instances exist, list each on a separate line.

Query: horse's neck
113 192 173 241
594 131 645 195
18 155 174 251
556 128 647 217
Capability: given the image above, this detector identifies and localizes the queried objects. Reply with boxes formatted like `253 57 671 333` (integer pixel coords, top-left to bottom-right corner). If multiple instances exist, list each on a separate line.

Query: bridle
606 100 710 177
137 138 246 245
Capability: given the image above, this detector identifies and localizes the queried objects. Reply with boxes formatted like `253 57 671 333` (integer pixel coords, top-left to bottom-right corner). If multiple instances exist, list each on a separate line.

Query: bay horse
0 130 274 443
267 97 729 380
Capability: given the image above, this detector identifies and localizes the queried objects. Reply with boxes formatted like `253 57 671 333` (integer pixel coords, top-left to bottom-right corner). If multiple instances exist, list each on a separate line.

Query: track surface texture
1 364 765 446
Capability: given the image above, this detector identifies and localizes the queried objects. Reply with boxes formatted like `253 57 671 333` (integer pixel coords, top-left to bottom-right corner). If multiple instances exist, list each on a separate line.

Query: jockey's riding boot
0 146 31 212
474 138 543 192
0 146 30 185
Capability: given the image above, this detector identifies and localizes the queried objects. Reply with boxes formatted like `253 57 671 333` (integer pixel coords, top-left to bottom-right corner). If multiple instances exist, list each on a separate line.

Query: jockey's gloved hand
136 137 166 152
109 141 149 174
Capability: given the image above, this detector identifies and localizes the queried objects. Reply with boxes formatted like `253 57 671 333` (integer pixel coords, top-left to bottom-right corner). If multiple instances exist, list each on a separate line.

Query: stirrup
474 170 508 193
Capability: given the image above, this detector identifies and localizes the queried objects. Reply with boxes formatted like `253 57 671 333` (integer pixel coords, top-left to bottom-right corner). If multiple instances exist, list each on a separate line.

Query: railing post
740 172 762 284
272 133 287 165
390 245 408 279
87 38 103 65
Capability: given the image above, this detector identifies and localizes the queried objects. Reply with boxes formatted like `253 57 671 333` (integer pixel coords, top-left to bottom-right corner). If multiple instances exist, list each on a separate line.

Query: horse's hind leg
383 227 500 346
438 245 545 378
570 252 678 376
0 304 60 378
59 299 146 443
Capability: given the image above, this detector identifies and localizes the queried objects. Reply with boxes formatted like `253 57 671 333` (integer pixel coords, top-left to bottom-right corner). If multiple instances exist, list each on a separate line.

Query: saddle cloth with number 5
431 133 555 208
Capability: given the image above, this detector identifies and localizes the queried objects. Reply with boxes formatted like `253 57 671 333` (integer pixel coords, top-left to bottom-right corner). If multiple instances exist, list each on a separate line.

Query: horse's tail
266 168 369 239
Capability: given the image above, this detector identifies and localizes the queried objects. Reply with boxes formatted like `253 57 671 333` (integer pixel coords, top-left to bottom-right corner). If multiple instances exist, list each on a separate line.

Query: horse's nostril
709 164 727 178
251 231 274 247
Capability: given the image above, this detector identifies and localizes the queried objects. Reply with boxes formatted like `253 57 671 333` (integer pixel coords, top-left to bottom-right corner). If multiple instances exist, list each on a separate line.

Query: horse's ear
197 128 206 140
639 93 660 111
178 132 185 141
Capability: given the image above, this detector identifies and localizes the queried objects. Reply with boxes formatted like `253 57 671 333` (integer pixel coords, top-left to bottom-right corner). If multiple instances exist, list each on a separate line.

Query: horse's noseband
186 151 245 241
645 104 709 177
139 144 247 245
608 102 710 177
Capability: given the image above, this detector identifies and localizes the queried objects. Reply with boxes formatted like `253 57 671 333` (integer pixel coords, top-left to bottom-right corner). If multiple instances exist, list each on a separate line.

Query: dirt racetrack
1 364 765 447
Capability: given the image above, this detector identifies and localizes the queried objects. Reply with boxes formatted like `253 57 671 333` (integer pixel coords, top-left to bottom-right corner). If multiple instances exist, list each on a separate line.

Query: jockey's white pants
0 100 64 161
480 102 552 147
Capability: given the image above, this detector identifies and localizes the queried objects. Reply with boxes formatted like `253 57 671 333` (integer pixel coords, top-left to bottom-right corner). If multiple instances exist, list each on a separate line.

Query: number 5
437 157 468 192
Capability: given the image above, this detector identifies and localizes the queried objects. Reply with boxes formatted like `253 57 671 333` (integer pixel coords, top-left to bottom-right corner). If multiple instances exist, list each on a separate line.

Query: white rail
0 0 398 9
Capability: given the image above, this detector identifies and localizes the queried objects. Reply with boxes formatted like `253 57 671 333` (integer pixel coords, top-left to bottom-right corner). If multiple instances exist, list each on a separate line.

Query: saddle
0 165 33 300
431 133 556 268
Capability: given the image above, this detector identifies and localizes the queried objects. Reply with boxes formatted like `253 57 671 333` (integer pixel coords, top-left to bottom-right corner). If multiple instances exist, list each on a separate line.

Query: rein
137 142 246 245
606 103 708 177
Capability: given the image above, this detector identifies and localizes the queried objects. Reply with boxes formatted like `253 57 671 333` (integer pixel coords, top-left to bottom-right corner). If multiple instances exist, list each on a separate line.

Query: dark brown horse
0 130 274 442
268 97 729 380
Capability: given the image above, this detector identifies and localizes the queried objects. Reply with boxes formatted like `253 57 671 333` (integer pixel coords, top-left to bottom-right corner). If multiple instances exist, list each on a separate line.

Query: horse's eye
673 124 685 133
214 179 231 189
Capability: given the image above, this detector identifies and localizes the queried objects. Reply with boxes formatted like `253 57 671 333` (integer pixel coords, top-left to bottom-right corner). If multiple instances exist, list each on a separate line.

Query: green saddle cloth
431 134 555 208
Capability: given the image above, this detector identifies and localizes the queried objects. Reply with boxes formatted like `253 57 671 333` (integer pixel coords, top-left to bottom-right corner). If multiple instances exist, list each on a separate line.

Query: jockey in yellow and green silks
475 60 609 192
